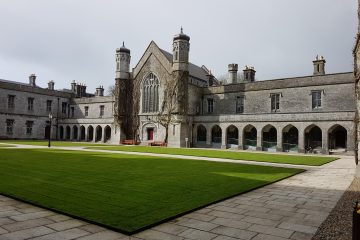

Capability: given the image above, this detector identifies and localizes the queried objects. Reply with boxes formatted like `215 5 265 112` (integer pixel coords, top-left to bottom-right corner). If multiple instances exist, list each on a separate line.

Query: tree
107 85 116 96
156 77 179 144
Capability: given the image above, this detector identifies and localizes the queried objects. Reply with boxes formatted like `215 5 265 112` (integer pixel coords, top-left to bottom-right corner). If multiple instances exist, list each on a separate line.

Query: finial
316 54 319 60
180 26 183 34
321 55 324 60
122 41 125 47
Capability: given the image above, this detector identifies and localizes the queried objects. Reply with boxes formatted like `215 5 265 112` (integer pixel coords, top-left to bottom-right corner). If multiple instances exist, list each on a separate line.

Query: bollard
354 201 360 240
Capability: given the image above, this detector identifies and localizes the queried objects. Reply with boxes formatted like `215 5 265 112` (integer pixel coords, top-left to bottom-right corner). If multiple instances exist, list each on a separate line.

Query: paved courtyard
0 147 357 240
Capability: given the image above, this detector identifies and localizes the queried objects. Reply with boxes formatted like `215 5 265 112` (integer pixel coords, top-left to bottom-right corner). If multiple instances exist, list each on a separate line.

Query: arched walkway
87 126 94 142
95 126 102 142
305 125 322 153
283 125 298 152
226 125 238 148
243 125 257 150
328 125 347 152
80 126 86 141
104 126 111 142
211 125 222 148
196 125 207 146
262 125 277 151
72 126 78 140
65 126 71 140
59 126 64 140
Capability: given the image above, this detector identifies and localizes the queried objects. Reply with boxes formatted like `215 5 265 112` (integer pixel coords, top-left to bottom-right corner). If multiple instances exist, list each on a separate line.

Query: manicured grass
0 148 302 233
0 140 106 147
86 145 337 166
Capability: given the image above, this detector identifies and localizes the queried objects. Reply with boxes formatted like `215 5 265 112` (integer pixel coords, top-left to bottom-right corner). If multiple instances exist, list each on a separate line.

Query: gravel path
312 175 360 240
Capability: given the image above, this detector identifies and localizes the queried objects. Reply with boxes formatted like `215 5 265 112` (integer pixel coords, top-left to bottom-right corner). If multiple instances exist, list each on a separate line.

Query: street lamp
48 113 53 148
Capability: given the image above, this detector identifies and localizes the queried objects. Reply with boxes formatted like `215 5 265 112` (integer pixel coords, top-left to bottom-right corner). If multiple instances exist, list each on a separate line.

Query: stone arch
104 125 111 142
304 124 322 153
282 124 299 152
226 125 238 148
59 126 64 140
87 125 94 142
80 126 86 141
95 125 102 142
328 124 347 152
243 124 257 150
211 125 222 148
72 126 78 140
196 124 207 143
142 122 157 141
262 124 277 151
65 126 71 140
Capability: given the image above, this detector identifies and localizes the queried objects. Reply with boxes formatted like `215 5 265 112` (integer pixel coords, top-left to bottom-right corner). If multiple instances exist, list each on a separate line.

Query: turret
313 55 326 75
172 27 190 71
243 66 256 82
228 64 238 84
115 42 131 80
95 86 104 96
71 80 76 92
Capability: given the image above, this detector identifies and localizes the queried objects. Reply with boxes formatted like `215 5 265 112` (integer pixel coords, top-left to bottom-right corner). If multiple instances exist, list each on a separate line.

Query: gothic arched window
142 73 159 113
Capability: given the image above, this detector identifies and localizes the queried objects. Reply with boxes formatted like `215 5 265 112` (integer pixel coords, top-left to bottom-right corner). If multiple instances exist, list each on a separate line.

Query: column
101 127 105 143
347 128 354 152
256 129 262 151
221 128 226 149
238 127 243 150
321 129 329 154
298 129 305 153
276 128 283 152
69 126 73 141
206 127 211 147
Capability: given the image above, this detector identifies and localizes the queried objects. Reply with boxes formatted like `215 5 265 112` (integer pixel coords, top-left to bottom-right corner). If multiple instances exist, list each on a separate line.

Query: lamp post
48 113 53 148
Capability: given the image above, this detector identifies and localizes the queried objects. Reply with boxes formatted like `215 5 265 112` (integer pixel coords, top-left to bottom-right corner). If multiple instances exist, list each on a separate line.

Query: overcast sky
0 0 357 93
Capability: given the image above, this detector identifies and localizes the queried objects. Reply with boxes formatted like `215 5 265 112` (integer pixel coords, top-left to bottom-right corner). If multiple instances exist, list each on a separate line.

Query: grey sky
0 0 357 93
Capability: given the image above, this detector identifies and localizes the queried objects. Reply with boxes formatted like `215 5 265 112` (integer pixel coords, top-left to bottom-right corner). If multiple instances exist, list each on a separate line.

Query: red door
147 128 154 140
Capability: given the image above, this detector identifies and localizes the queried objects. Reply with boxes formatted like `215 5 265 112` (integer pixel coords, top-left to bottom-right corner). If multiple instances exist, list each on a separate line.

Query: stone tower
115 42 132 139
313 55 326 75
171 28 190 146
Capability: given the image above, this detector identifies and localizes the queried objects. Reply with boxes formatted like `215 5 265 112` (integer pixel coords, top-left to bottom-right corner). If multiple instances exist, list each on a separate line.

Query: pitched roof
160 49 209 81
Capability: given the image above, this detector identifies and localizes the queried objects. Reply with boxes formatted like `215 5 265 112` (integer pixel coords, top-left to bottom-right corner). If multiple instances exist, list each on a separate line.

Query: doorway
147 128 154 141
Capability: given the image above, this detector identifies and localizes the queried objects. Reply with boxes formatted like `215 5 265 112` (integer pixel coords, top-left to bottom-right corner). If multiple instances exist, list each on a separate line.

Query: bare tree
156 76 181 144
107 85 116 96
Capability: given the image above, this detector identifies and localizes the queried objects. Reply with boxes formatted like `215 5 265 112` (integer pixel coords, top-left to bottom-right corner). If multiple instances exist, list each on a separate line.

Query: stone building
354 0 360 162
0 29 356 154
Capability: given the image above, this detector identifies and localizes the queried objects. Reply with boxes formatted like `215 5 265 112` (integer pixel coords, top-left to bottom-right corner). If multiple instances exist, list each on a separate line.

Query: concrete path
0 145 357 239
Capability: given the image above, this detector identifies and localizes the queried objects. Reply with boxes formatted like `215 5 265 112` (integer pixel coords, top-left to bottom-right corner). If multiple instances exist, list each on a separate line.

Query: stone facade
0 29 356 154
354 0 360 162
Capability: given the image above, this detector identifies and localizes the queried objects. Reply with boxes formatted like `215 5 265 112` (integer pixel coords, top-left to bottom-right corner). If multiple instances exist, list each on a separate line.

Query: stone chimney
95 86 104 96
71 80 76 92
243 66 256 82
29 74 36 87
313 55 326 75
228 64 238 84
48 80 55 90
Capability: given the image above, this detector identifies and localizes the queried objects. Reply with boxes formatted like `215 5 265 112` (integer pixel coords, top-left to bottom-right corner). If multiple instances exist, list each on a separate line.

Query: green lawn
0 144 13 147
86 145 337 166
0 148 302 234
0 140 106 147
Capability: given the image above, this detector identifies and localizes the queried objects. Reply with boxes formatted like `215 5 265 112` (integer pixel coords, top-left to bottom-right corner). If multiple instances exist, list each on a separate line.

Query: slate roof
160 49 209 81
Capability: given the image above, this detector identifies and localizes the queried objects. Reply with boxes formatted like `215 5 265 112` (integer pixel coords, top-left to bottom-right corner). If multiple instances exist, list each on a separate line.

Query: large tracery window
142 73 159 113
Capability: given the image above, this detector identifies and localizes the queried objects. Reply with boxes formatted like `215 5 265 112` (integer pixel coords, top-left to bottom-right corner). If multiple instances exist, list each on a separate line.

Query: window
99 105 104 117
142 73 159 113
46 100 52 112
236 96 244 113
26 121 34 135
173 125 176 135
271 93 280 112
84 106 89 117
62 102 67 114
7 95 15 109
207 98 214 113
6 119 14 135
28 98 34 111
71 107 74 118
312 91 322 109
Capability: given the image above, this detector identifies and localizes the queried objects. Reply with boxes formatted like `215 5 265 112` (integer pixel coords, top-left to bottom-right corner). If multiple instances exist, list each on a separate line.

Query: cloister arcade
193 122 353 154
57 124 112 143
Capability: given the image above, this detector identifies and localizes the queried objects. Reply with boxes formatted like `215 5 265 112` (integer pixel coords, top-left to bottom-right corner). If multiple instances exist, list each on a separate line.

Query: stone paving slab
0 155 356 240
